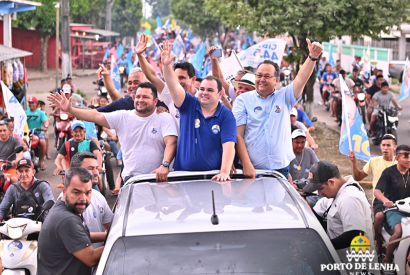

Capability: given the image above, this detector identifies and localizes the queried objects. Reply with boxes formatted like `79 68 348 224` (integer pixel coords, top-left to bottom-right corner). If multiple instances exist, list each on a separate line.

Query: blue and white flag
156 16 162 28
116 44 124 59
191 42 206 73
237 39 286 69
202 57 212 78
103 45 110 62
328 43 335 67
1 81 26 138
151 37 161 60
363 46 371 79
399 57 410 102
172 34 185 61
81 101 97 138
339 76 371 161
111 55 121 91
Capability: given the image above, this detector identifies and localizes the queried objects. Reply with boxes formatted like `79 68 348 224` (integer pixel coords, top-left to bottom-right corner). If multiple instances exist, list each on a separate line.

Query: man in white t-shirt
49 82 178 182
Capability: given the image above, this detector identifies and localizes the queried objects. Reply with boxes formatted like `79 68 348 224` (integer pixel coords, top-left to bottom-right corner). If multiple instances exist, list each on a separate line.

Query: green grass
392 78 399 85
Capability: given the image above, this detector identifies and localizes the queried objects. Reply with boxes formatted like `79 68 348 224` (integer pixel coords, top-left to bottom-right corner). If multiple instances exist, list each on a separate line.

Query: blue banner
116 44 124 59
191 42 206 73
156 16 162 27
202 57 211 78
111 56 121 91
103 45 110 62
399 57 410 102
328 44 335 67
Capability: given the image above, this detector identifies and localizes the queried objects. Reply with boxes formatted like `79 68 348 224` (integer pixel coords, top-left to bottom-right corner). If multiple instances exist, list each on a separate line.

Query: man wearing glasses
374 145 410 264
232 39 323 179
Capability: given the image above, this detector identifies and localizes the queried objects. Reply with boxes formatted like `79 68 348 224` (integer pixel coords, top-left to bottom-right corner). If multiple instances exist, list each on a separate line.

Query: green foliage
170 0 221 37
111 0 143 37
147 0 171 18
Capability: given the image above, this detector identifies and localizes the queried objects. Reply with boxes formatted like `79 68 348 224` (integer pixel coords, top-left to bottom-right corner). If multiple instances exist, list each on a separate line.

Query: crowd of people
0 33 408 274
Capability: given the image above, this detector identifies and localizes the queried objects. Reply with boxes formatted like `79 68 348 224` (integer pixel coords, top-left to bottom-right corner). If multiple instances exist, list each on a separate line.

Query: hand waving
306 39 323 59
96 64 109 79
135 34 148 55
48 92 72 113
159 40 176 66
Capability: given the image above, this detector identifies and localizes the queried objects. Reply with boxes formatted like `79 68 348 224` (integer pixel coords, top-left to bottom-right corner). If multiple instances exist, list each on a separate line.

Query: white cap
62 84 71 94
290 107 298 117
231 73 256 90
291 129 306 139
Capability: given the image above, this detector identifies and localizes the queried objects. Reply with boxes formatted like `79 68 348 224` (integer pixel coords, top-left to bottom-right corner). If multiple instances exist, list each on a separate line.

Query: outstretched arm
47 93 110 128
96 64 122 101
160 40 186 108
136 34 165 93
293 39 323 98
212 141 235 182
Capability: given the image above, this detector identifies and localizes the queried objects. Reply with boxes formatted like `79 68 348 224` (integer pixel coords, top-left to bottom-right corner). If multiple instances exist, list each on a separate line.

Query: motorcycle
0 146 24 202
371 106 399 146
353 87 367 124
381 198 410 275
54 111 74 151
118 64 128 89
280 66 292 87
28 129 41 172
93 79 110 99
0 200 54 275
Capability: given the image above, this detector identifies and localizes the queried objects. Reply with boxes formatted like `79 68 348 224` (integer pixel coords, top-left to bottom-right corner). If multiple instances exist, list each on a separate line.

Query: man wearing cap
290 107 318 151
25 96 48 170
233 39 323 179
0 159 54 221
54 121 102 176
306 161 375 266
289 129 319 181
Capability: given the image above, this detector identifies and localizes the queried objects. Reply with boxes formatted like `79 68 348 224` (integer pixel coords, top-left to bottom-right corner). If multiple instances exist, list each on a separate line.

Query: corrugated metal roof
75 29 120 37
0 45 32 62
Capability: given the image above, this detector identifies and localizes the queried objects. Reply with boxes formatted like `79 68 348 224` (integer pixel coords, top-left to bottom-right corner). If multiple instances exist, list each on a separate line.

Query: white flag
1 81 27 138
209 51 244 85
237 39 287 69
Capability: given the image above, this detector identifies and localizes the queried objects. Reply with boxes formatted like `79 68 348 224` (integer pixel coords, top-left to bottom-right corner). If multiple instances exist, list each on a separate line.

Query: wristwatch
308 55 318 61
162 161 170 168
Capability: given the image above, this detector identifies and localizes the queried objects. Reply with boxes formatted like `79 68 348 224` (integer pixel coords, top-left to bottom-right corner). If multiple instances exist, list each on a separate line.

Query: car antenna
211 190 219 225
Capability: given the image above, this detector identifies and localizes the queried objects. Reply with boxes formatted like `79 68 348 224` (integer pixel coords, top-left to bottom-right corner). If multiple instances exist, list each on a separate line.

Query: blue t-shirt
97 97 168 112
26 109 48 133
296 109 313 127
321 72 338 86
174 93 237 171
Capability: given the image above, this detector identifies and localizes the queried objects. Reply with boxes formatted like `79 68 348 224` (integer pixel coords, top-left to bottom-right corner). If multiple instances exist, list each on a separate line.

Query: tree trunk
40 34 50 72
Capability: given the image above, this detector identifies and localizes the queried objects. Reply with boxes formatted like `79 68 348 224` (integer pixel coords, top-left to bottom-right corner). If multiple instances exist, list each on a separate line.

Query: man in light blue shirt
232 39 323 179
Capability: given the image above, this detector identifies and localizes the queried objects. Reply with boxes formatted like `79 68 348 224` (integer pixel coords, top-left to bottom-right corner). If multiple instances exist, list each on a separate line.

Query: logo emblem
346 233 374 262
175 110 180 119
254 106 262 114
195 119 200 128
35 192 39 198
151 128 157 134
8 241 23 252
28 207 33 213
211 125 220 134
71 147 75 151
275 105 281 113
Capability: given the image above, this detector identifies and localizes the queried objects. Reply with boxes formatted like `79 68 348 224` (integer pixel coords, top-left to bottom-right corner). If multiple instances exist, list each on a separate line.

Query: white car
94 170 346 275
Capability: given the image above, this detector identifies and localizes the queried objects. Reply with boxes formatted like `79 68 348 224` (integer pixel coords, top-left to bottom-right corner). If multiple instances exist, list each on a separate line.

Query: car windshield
102 228 340 275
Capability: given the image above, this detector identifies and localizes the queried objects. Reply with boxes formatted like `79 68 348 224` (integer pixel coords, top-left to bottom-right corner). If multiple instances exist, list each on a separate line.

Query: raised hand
135 34 148 55
306 39 323 59
49 92 72 113
96 64 109 79
159 40 176 66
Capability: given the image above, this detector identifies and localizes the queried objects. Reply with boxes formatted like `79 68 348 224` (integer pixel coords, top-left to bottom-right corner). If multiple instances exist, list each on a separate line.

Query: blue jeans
274 164 290 179
108 141 119 157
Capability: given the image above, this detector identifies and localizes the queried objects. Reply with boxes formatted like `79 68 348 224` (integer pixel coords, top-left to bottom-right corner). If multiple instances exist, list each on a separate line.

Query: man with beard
38 168 104 275
49 82 178 182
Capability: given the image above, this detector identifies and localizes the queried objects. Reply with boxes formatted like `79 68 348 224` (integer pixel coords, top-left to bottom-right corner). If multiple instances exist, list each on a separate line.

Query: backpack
12 180 44 220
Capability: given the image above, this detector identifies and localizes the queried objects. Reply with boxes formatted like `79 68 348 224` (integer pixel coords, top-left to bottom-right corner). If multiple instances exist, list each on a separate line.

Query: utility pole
61 0 71 79
55 2 60 88
106 0 112 31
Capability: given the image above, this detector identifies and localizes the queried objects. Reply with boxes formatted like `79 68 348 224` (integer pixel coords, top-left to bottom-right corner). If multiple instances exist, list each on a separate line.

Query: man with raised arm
159 41 236 182
232 39 323 179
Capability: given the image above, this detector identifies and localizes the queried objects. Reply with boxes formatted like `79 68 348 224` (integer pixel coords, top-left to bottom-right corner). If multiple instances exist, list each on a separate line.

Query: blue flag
156 16 162 28
126 50 132 62
191 42 206 73
81 101 97 138
399 57 410 102
201 57 211 78
247 36 253 46
172 34 185 61
328 44 335 67
242 39 248 50
339 76 371 161
214 37 219 47
116 44 124 59
103 45 110 62
188 28 192 40
111 56 121 91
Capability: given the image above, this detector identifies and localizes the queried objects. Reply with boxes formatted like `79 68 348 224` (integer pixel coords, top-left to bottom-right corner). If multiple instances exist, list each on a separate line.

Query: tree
111 0 143 37
147 0 171 18
204 0 410 107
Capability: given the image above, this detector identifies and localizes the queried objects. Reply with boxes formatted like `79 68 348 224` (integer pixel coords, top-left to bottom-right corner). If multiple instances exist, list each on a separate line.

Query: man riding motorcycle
0 120 23 185
0 159 54 221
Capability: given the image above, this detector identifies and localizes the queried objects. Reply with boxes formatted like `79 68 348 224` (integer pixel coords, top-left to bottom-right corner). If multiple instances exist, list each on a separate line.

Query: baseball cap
62 84 72 94
290 107 298 117
71 121 85 131
231 73 256 90
28 96 38 103
291 129 306 139
16 159 34 169
303 161 340 193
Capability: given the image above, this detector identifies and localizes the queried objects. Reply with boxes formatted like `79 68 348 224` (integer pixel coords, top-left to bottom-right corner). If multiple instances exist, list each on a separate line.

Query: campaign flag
214 37 219 47
172 34 185 61
116 44 124 58
188 27 192 40
208 51 243 85
247 36 253 46
191 42 206 73
202 57 211 78
363 46 371 79
151 37 161 60
237 39 286 69
126 49 133 62
111 55 121 91
156 16 162 28
81 101 97 138
398 57 410 102
109 46 118 61
339 75 371 161
148 58 162 78
1 81 26 138
328 43 335 67
103 45 110 62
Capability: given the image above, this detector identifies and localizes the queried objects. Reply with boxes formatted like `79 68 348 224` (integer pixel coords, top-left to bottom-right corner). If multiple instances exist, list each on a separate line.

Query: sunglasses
398 152 410 158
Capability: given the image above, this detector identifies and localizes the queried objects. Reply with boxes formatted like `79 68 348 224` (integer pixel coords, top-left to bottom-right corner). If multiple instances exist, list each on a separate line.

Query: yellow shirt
363 156 397 189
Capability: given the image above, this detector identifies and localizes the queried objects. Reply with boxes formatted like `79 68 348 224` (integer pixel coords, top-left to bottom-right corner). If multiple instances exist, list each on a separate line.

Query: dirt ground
310 122 374 203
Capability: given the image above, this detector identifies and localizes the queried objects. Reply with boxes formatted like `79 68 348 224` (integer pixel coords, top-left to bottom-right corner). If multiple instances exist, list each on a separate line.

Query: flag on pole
363 46 371 79
399 57 410 102
237 39 286 69
208 51 243 85
202 57 212 78
156 16 162 28
191 42 206 73
81 101 97 138
328 44 335 67
111 55 121 91
1 81 26 138
339 75 371 161
103 45 110 62
172 34 185 61
116 44 124 58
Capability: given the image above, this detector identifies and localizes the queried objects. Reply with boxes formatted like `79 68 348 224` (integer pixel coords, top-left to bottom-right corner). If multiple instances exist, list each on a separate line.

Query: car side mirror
43 200 55 211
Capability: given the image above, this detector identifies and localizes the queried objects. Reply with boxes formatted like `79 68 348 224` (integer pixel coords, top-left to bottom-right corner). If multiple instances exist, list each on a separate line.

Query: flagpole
232 51 244 70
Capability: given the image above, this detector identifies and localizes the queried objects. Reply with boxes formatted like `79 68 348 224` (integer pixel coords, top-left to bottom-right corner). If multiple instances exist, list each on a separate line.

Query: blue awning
0 0 41 14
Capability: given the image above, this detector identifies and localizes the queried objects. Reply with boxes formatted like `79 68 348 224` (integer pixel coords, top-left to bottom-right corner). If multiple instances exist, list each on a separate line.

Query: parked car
94 170 345 275
389 60 406 82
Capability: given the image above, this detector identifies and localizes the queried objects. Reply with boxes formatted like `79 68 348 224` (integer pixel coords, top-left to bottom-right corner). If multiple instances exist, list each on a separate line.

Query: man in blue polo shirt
160 40 236 182
232 39 323 179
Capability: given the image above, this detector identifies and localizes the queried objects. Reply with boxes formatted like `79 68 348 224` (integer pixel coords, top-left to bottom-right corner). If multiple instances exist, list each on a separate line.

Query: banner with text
1 81 27 138
237 39 287 69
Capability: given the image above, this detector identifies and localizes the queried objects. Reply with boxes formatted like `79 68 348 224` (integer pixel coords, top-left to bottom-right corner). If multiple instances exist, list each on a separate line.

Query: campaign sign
237 39 286 69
